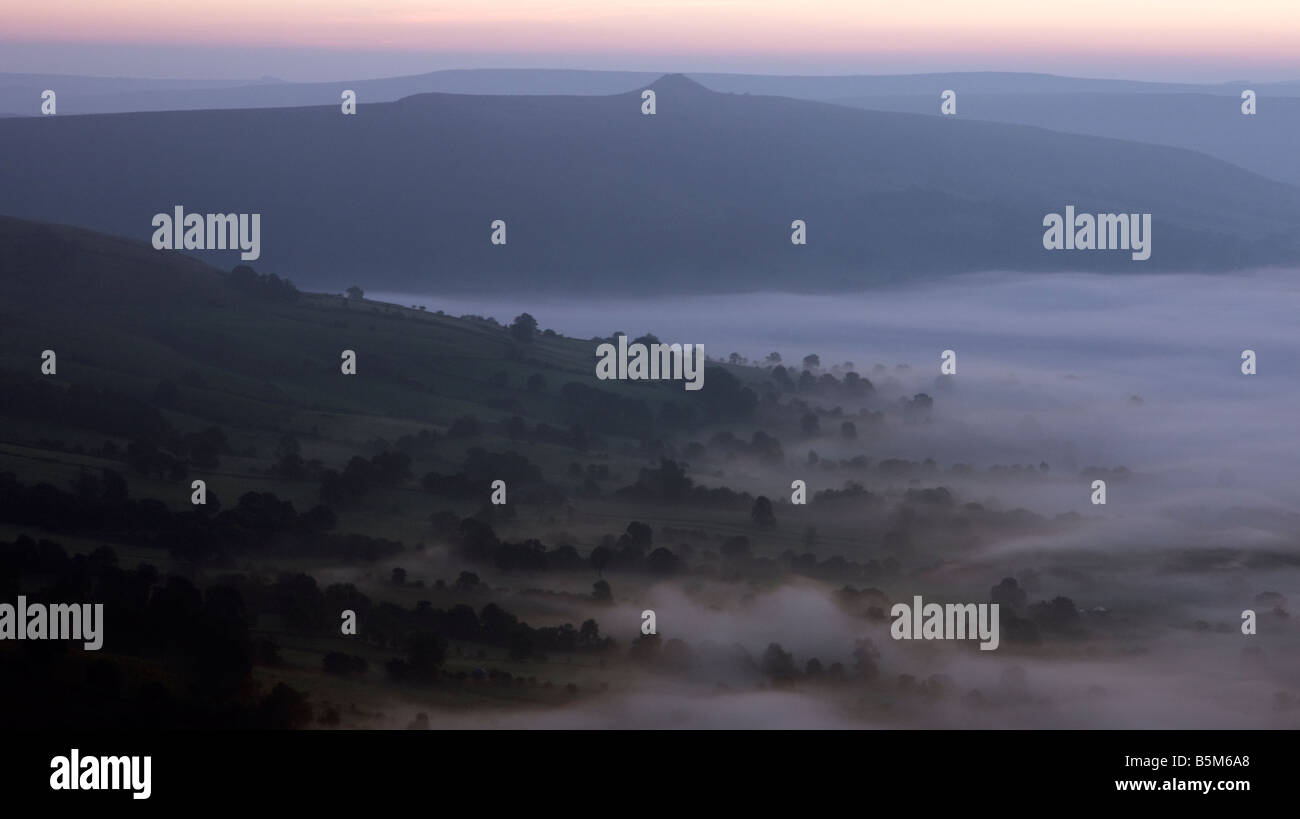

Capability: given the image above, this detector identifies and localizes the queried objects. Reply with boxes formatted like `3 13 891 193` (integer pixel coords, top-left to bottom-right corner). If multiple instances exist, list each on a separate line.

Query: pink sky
3 0 1298 80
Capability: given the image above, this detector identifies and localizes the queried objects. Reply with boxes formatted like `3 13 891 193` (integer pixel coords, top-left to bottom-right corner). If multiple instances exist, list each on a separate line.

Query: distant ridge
1 76 1298 294
5 68 1299 187
7 68 1300 118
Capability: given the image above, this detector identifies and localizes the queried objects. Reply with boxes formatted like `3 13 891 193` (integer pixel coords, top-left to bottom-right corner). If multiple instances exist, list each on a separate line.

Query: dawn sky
3 0 1298 81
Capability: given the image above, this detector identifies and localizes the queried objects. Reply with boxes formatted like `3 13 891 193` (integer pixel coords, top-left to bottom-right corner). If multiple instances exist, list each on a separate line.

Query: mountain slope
834 92 1300 187
1 74 1298 294
0 214 713 440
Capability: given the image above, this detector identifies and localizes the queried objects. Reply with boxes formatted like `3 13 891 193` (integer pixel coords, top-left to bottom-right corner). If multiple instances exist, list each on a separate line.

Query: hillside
0 214 756 448
1 214 1294 734
2 76 1299 294
835 92 1300 188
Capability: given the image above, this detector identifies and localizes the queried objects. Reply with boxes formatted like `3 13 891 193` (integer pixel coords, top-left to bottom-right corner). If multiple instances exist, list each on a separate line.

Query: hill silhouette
9 68 1300 117
0 213 724 434
1 75 1298 294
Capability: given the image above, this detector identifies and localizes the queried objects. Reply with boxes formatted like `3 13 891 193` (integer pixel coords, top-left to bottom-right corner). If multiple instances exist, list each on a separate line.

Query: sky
2 0 1299 82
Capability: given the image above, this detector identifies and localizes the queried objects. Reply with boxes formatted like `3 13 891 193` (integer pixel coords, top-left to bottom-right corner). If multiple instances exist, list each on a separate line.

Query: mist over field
350 270 1300 728
3 207 1298 732
379 268 1300 500
3 51 1300 734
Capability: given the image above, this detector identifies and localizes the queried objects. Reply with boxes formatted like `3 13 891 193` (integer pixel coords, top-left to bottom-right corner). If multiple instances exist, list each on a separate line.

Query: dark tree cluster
500 415 592 451
0 369 235 475
614 459 754 507
0 470 398 565
812 481 878 503
768 366 874 399
449 517 686 577
695 367 758 421
0 535 312 730
627 633 694 672
987 577 1087 644
560 382 654 436
703 429 785 465
421 447 558 504
226 264 300 302
318 449 412 506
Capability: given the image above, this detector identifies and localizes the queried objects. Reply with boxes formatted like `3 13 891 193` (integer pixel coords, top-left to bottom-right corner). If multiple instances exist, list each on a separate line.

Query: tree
771 365 794 391
646 547 682 575
628 633 662 665
632 458 693 501
592 579 612 602
229 264 258 290
590 545 613 575
843 371 873 396
228 265 299 302
1033 596 1081 632
800 413 820 435
751 496 776 527
853 638 880 678
510 313 539 342
452 571 481 592
697 367 757 421
762 642 797 677
802 354 821 370
274 434 306 480
258 682 313 728
624 521 653 549
991 577 1027 609
407 632 448 672
346 285 364 300
721 536 751 559
903 393 934 422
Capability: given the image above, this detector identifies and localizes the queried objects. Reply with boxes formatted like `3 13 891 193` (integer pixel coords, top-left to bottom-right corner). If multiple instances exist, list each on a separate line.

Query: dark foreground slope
2 75 1299 294
0 214 764 724
0 214 744 445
